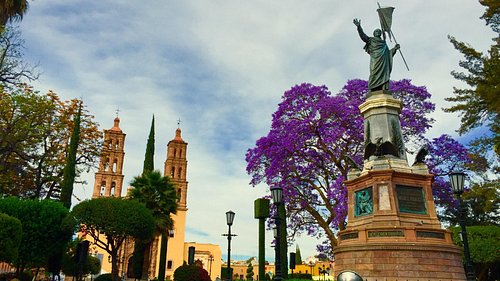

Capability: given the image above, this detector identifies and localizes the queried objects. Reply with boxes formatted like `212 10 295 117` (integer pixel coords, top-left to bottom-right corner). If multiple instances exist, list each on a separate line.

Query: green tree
0 86 102 199
0 197 72 273
451 225 500 280
245 261 254 280
0 212 22 262
143 116 155 173
221 267 233 281
129 170 178 281
131 116 155 280
0 0 29 27
445 0 500 156
60 105 82 209
254 198 269 281
68 197 155 281
295 245 303 265
440 180 499 226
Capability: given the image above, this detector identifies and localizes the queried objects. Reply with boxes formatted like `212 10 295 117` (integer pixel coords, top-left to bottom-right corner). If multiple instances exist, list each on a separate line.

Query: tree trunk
141 240 152 280
111 251 120 281
157 233 168 281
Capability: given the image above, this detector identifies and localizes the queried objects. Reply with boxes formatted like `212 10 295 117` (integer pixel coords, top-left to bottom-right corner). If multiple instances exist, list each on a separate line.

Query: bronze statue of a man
353 18 399 92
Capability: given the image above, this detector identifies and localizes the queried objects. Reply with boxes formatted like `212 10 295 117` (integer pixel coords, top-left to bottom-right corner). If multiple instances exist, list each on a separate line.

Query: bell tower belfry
164 127 188 211
92 117 126 198
161 127 188 279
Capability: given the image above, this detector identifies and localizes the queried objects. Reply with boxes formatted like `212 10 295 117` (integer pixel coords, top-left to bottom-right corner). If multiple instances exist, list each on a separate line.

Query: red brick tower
92 117 126 198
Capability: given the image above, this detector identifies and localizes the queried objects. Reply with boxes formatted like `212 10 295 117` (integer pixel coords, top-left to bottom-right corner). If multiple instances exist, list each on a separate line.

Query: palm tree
129 170 178 281
1 0 29 26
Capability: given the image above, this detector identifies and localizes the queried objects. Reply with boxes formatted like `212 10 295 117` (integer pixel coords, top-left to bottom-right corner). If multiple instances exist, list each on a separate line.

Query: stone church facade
87 117 221 280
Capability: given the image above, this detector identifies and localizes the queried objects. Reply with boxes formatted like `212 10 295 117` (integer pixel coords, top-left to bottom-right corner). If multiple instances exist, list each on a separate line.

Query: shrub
0 272 17 281
17 271 32 281
173 263 210 281
94 273 113 281
288 273 313 280
0 213 22 263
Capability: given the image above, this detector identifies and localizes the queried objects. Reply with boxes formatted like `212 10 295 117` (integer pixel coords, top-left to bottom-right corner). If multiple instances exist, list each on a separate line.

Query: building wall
184 242 222 281
293 261 335 280
154 211 187 280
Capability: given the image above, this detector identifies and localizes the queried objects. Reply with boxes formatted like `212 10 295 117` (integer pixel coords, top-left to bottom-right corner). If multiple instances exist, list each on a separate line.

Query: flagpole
377 3 410 71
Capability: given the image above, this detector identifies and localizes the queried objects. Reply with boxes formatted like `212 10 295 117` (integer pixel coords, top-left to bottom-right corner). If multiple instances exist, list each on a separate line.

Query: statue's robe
357 26 393 91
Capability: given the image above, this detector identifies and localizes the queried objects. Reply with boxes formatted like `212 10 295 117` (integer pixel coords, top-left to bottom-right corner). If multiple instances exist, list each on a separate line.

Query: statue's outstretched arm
353 18 369 43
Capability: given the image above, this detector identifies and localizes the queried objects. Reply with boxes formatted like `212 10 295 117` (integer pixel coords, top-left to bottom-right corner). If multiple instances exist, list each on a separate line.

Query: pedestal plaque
396 185 426 214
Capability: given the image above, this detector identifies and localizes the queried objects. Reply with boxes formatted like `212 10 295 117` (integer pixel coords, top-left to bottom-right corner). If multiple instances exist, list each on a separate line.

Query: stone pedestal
334 90 466 280
334 169 466 280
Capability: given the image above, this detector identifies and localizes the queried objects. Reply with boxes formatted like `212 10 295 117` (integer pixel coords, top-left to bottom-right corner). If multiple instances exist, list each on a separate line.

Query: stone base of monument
334 230 465 280
334 169 467 280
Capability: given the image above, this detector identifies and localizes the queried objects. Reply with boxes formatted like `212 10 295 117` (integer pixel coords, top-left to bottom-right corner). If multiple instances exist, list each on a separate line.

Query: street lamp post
449 172 475 281
271 186 283 281
223 210 236 281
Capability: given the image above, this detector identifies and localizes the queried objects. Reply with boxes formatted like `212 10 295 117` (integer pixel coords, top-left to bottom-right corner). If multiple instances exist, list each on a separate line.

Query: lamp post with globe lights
222 210 236 281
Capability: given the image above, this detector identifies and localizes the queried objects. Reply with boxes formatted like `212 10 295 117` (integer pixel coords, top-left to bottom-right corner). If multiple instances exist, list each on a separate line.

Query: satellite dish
337 271 364 281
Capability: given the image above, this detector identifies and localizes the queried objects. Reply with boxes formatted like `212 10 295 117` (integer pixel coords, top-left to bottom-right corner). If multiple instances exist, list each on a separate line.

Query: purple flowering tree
246 79 468 253
425 134 471 208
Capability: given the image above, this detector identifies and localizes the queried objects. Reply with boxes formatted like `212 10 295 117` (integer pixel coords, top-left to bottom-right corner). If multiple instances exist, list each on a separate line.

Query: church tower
164 127 188 211
161 127 188 279
92 117 126 198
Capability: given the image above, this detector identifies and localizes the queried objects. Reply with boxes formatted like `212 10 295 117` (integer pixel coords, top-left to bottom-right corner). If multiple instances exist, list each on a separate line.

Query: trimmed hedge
94 273 113 281
288 273 312 280
0 213 22 262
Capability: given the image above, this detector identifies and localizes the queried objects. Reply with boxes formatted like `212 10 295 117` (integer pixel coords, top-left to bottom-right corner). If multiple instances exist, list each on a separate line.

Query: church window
105 158 110 171
177 167 182 178
167 260 173 270
111 182 116 196
100 181 106 196
177 189 181 202
171 167 175 178
115 140 119 150
173 148 177 158
113 160 117 172
179 149 183 157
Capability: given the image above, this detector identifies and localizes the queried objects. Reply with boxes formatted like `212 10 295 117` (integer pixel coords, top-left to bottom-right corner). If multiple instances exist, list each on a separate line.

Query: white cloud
17 0 494 260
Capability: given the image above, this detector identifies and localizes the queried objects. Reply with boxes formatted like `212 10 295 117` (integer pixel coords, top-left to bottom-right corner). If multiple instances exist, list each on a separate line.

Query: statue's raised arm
353 18 369 43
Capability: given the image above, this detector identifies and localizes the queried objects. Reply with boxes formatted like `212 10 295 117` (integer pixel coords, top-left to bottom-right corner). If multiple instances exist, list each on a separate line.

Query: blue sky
18 0 494 261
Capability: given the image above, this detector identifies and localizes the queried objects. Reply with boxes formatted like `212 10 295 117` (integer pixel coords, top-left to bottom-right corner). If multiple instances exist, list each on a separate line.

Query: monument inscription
341 232 359 240
416 231 445 239
368 230 404 237
396 185 426 214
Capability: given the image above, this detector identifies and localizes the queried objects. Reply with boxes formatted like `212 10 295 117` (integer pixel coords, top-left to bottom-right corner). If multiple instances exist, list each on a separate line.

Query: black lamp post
223 210 236 281
271 186 283 281
449 172 475 281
